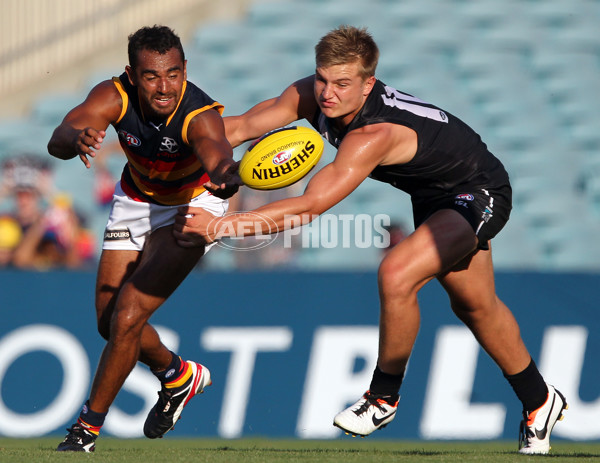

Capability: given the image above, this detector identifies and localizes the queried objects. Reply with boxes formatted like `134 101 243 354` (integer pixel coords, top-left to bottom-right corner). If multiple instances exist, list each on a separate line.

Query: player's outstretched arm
174 125 396 247
47 81 122 169
187 108 240 199
224 76 318 148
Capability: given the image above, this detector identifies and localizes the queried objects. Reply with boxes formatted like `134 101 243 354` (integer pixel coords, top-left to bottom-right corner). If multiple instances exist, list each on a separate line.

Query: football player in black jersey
48 26 239 452
176 25 566 454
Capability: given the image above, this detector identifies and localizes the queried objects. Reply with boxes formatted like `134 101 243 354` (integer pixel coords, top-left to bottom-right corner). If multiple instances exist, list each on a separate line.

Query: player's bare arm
186 108 240 199
224 76 318 148
174 123 403 247
48 81 123 168
250 123 416 222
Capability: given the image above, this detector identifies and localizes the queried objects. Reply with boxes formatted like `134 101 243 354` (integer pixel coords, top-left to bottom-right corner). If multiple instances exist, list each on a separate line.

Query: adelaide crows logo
160 137 179 153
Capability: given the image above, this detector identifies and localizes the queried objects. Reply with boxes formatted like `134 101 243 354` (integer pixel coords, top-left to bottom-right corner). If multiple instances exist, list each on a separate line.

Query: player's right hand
203 160 242 199
75 128 106 168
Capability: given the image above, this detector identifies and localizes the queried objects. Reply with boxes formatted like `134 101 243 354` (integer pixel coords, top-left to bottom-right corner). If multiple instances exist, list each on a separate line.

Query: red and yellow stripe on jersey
111 73 224 206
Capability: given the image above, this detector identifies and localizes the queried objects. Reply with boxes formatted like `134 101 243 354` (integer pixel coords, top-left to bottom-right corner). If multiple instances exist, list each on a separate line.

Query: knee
95 276 154 342
378 256 417 302
106 284 150 340
109 305 147 342
450 295 498 325
450 300 475 324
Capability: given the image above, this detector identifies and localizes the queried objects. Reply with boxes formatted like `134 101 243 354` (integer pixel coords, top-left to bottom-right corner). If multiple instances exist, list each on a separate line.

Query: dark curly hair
127 25 185 69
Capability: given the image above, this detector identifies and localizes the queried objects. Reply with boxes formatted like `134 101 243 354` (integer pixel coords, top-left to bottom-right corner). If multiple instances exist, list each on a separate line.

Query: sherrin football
239 126 324 190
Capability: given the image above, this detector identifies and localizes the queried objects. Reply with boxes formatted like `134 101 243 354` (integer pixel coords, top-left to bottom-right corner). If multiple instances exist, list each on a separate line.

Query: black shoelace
518 418 535 449
63 425 93 443
354 392 393 415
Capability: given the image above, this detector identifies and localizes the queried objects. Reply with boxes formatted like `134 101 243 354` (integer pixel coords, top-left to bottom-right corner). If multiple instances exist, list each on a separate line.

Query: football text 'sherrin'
252 141 317 180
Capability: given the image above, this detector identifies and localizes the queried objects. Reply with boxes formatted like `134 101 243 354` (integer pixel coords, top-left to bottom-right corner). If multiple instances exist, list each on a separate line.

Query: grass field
0 438 599 462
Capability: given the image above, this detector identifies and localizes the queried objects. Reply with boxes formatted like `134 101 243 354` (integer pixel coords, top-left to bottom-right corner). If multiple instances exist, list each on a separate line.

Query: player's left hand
173 206 220 247
204 161 242 199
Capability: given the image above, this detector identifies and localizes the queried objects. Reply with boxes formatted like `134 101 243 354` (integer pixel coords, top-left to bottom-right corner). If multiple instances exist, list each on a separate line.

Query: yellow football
239 126 324 190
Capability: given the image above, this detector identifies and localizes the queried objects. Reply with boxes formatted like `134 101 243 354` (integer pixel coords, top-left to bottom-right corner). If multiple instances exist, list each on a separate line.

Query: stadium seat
492 220 544 269
31 93 87 127
2 0 599 271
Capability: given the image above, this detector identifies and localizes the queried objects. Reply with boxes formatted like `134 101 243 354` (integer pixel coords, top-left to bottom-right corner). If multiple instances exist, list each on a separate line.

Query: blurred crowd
0 154 96 270
0 150 409 272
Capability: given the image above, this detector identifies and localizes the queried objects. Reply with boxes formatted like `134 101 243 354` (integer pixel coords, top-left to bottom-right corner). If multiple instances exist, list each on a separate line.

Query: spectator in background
0 154 53 226
92 137 123 207
0 215 22 267
0 154 96 270
12 192 96 270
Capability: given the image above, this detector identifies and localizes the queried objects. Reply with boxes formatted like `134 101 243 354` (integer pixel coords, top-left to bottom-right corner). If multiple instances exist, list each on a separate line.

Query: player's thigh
95 249 142 333
125 225 206 306
381 208 478 286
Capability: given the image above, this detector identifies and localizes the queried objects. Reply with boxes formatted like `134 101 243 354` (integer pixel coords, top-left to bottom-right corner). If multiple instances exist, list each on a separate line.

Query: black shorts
411 186 512 250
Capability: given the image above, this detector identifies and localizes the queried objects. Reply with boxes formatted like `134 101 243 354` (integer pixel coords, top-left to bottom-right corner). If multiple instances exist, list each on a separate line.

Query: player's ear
363 75 376 96
125 65 136 86
183 60 188 81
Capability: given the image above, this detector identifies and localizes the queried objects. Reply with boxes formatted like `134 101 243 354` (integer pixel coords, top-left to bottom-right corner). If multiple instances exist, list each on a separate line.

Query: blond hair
315 25 379 79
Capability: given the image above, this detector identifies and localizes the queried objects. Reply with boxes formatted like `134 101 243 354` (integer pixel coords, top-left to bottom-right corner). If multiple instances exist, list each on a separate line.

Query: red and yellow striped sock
77 418 101 436
77 400 106 436
165 359 192 390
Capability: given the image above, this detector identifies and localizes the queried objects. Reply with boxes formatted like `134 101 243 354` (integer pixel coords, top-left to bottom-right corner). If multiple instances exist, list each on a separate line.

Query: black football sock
504 358 548 412
368 366 403 402
78 400 107 435
152 351 183 383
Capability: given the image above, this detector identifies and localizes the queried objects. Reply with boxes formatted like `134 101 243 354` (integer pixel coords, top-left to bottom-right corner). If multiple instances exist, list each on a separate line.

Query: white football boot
333 390 399 437
518 384 568 454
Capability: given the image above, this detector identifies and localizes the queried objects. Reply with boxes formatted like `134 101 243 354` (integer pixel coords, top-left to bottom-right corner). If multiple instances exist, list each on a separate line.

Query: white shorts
102 182 228 251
